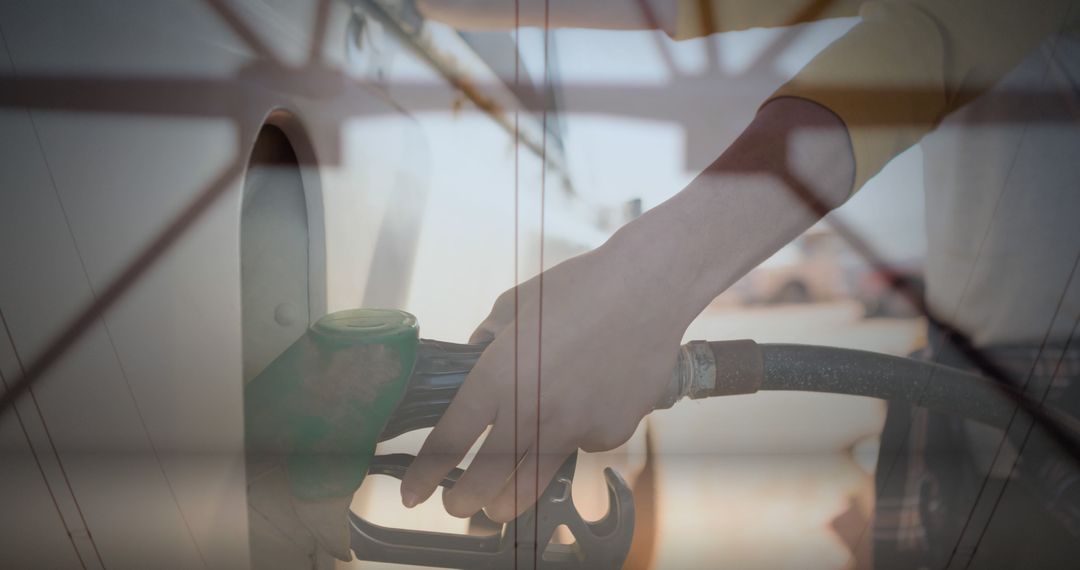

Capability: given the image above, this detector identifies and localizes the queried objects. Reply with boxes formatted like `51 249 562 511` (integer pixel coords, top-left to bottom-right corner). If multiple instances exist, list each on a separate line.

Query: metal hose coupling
656 339 765 410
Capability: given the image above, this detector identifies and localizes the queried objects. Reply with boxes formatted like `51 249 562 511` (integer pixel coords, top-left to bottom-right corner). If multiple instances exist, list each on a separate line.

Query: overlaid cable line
533 2 552 566
962 270 1080 569
0 311 88 569
0 23 96 570
513 0 522 566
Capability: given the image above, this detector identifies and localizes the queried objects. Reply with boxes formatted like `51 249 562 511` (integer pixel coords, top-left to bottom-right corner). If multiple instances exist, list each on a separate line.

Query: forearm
603 97 854 328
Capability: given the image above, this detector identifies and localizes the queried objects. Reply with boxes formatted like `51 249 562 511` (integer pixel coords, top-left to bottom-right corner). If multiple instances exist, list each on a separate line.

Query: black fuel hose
756 343 1015 429
383 339 1030 440
664 340 1024 430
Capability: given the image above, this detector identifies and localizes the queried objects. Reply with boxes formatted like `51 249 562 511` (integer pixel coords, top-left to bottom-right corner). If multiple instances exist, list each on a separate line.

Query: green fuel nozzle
244 308 419 500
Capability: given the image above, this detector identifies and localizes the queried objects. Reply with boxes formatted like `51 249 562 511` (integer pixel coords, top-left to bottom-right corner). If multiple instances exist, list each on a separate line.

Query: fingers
469 324 498 344
485 445 573 523
470 288 519 343
580 415 641 453
469 278 545 344
400 374 496 507
441 412 525 518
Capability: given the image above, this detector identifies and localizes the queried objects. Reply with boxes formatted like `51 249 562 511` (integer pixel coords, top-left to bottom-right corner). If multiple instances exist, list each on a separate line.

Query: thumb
469 323 498 344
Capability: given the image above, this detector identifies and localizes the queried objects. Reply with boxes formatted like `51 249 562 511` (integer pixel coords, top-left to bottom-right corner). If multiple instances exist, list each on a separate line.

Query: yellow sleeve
765 0 1077 192
671 0 863 39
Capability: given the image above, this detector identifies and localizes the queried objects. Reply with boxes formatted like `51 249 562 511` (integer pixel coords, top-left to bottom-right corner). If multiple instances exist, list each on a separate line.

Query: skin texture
400 96 856 522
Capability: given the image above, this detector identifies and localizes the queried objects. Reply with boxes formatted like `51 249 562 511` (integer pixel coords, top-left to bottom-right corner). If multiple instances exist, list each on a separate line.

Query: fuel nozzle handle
380 339 488 441
381 339 764 441
386 336 1017 440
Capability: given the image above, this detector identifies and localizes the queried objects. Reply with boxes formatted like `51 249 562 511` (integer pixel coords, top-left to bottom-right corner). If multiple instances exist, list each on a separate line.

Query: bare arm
613 96 854 324
400 96 854 521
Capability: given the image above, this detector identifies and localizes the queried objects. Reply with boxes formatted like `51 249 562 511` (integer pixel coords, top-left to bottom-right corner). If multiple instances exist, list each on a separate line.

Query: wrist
597 205 718 332
597 97 855 331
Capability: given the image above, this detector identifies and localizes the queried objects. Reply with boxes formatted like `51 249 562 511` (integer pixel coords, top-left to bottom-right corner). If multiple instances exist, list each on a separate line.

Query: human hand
397 96 855 522
399 236 697 522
